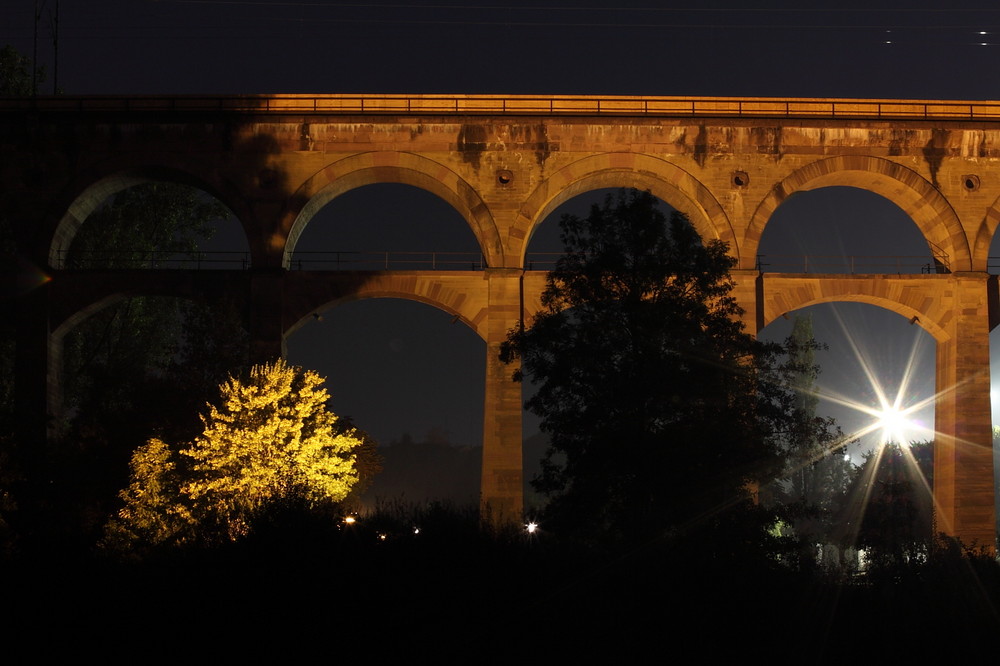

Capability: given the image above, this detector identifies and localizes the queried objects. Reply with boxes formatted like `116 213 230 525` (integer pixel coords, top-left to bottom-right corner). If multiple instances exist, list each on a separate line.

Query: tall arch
973 192 1000 272
515 153 735 267
48 165 250 269
747 156 970 272
283 152 501 268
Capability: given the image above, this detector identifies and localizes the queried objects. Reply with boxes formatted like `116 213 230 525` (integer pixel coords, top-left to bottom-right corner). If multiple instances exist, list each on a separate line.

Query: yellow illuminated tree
103 360 363 550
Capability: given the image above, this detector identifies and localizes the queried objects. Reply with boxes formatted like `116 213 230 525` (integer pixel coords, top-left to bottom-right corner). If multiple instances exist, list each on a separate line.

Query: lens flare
807 305 936 450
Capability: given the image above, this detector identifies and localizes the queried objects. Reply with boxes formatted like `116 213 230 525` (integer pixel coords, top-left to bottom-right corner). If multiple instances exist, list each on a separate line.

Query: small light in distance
526 522 538 534
377 532 387 541
343 515 357 525
413 527 420 535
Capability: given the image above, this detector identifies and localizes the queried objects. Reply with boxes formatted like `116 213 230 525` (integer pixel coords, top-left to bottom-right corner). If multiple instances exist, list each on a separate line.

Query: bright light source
875 405 912 444
526 522 538 534
413 527 420 535
343 515 357 525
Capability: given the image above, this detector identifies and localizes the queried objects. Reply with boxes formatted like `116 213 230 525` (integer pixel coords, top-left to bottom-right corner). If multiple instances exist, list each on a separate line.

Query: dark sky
5 0 1000 498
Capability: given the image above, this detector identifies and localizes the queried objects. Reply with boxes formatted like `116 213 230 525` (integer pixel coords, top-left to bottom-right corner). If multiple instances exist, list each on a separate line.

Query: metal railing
755 255 948 274
59 249 250 270
6 94 1000 121
51 249 997 275
288 251 485 271
524 253 564 270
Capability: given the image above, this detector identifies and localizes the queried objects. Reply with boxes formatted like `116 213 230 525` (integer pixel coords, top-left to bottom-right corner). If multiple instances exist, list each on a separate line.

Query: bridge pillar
481 269 524 523
249 268 286 363
730 269 763 336
14 285 54 449
934 273 997 549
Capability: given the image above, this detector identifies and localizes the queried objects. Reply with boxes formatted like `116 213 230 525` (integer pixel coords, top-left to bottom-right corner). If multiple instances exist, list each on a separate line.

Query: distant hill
357 429 553 512
359 431 481 507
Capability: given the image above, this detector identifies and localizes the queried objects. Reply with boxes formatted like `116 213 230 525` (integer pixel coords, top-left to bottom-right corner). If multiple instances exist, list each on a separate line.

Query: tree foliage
103 360 363 551
773 315 856 557
502 189 831 552
0 44 41 96
53 184 241 537
853 441 934 566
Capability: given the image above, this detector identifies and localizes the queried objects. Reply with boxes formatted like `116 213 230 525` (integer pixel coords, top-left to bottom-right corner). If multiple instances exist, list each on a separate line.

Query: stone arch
49 286 233 426
284 274 489 341
748 156 970 272
972 192 1000 272
515 153 735 267
282 152 501 268
48 164 251 269
761 284 949 344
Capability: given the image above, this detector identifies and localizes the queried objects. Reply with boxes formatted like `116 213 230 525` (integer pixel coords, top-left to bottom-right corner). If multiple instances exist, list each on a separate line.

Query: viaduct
1 94 997 545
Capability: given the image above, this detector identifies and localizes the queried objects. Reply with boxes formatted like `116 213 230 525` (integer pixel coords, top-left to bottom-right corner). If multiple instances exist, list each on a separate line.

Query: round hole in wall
497 169 513 185
962 174 981 191
732 171 749 188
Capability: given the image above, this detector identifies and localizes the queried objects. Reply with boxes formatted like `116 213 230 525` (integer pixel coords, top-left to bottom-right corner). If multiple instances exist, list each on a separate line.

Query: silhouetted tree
336 416 383 504
53 184 243 539
501 189 832 557
0 44 42 96
853 441 934 567
774 314 856 562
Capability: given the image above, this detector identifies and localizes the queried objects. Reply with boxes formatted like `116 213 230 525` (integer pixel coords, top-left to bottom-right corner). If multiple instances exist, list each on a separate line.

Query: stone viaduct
1 94 998 544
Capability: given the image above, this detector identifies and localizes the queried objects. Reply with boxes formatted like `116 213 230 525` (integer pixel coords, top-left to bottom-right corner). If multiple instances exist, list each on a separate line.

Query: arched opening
759 302 938 567
760 302 936 455
285 298 485 508
288 184 484 271
517 155 733 268
757 187 936 274
747 157 968 272
54 178 250 270
985 226 1000 537
53 293 250 538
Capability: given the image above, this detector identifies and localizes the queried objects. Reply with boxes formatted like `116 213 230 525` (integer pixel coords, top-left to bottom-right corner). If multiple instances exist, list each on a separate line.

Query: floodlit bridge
2 94 998 544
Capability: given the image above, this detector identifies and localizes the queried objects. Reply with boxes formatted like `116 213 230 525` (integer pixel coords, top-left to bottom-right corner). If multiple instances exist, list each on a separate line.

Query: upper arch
48 164 251 269
972 192 1000 272
514 154 735 268
747 156 970 272
282 152 501 268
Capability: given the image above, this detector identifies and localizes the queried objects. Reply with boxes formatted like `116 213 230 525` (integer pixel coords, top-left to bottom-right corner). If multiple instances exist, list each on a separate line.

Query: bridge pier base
480 269 524 525
934 274 996 549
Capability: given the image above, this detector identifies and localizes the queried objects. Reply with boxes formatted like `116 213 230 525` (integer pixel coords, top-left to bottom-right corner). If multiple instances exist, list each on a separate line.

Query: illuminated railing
49 249 984 274
288 251 485 270
6 94 1000 120
58 249 250 269
756 255 947 274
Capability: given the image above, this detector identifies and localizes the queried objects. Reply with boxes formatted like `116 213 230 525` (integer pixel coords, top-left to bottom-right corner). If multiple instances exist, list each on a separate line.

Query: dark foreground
3 508 999 663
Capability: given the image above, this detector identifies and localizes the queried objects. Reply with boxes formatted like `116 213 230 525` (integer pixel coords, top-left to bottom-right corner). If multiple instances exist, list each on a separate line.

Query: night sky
5 0 1000 502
